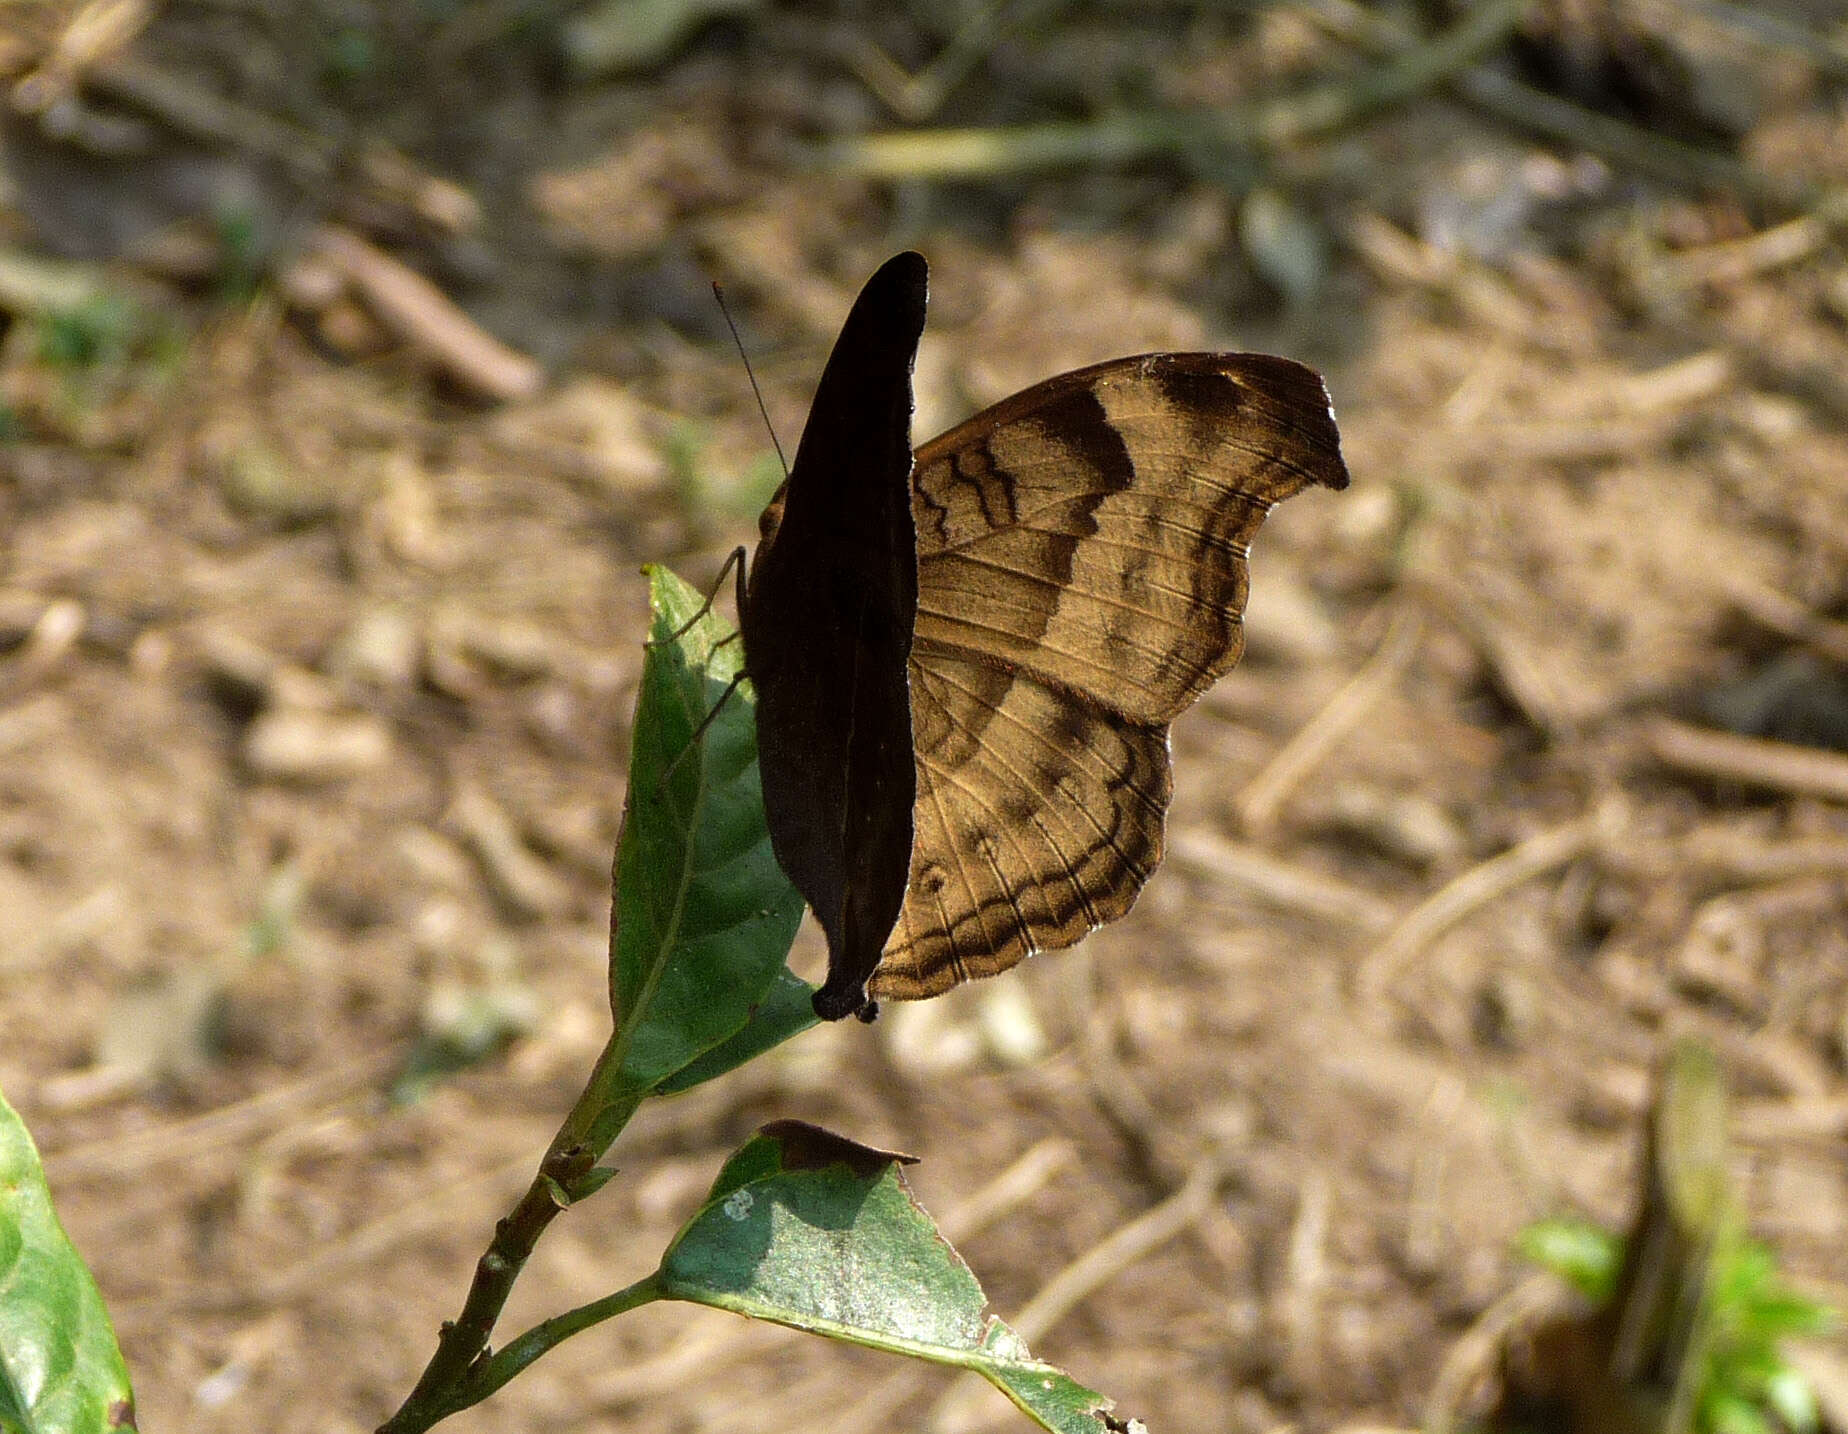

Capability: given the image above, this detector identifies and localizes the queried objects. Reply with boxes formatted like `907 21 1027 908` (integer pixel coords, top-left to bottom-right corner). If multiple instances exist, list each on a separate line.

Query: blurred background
1 0 1846 1430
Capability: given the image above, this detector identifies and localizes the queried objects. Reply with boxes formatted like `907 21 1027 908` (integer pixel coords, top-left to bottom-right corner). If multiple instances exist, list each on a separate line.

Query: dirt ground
2 1 1847 1431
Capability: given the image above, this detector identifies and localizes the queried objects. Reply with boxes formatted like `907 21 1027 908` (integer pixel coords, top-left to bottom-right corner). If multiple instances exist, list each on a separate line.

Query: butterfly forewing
741 251 927 1022
908 353 1348 722
870 351 1349 1001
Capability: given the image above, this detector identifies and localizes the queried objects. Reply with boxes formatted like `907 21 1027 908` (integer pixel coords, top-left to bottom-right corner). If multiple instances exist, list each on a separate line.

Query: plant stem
374 1050 646 1434
446 1273 666 1412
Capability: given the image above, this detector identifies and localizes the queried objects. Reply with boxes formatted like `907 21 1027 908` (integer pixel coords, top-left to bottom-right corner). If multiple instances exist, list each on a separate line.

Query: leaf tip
758 1119 917 1177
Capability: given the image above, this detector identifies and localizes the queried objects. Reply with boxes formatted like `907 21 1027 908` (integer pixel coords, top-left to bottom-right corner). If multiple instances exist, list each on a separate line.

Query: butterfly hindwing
873 646 1172 999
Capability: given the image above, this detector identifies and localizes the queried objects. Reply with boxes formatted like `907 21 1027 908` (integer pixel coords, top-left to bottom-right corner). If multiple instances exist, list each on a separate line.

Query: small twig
1278 1168 1334 1393
1343 210 1581 356
1449 66 1798 208
0 246 110 316
1080 1005 1188 1188
445 780 574 919
1295 0 1807 210
1357 810 1610 1009
817 1368 931 1434
312 223 543 402
65 54 479 233
1734 1095 1848 1145
1259 0 1533 146
1607 351 1734 414
1403 1074 1468 1276
1238 604 1424 836
922 1158 1221 1433
1006 1155 1220 1345
1674 832 1848 885
1718 577 1848 666
46 1050 398 1179
936 1137 1076 1244
1647 215 1828 290
1646 717 1848 804
9 0 151 115
1408 573 1576 732
812 112 1193 181
1424 1274 1563 1434
110 1153 534 1330
1680 0 1848 81
842 0 1063 123
82 53 334 182
1448 412 1698 462
587 1319 786 1408
1170 829 1398 930
817 0 1530 179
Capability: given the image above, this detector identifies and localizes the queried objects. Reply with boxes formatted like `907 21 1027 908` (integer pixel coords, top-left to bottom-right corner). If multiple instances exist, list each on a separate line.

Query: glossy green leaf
1704 1389 1771 1434
1517 1216 1622 1301
654 967 818 1096
608 565 805 1094
1760 1365 1821 1434
0 1086 136 1433
657 1122 1133 1434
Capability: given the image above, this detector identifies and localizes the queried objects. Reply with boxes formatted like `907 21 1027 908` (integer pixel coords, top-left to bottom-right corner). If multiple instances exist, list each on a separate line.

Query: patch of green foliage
1519 1216 1837 1434
34 293 139 371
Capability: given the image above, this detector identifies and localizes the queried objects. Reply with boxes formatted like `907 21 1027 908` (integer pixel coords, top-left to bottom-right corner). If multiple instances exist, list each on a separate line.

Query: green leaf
654 967 818 1096
1760 1365 1821 1434
657 1122 1133 1434
1516 1216 1623 1302
0 1086 136 1433
607 566 805 1094
1739 1288 1837 1341
1703 1388 1772 1434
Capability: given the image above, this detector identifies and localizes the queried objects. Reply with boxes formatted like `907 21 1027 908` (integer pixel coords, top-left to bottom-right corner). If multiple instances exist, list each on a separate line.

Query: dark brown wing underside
742 252 927 1021
870 351 1348 1000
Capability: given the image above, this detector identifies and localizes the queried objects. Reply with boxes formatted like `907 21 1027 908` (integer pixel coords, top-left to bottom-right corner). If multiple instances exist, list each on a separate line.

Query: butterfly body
743 253 1349 1020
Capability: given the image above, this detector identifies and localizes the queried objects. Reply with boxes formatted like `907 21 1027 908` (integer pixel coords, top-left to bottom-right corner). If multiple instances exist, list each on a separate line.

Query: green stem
451 1273 666 1410
375 1067 646 1434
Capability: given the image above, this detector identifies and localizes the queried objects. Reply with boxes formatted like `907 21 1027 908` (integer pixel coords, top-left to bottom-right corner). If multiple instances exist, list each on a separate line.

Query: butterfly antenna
713 281 789 479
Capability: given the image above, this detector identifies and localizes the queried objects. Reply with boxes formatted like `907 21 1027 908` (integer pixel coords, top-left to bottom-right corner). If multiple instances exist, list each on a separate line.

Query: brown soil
2 2 1846 1431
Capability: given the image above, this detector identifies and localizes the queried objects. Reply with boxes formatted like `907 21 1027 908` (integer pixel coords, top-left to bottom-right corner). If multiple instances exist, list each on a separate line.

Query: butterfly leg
649 668 749 800
648 545 748 648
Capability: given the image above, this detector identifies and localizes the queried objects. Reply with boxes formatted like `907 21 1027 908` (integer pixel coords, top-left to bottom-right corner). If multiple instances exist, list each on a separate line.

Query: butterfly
737 252 1349 1022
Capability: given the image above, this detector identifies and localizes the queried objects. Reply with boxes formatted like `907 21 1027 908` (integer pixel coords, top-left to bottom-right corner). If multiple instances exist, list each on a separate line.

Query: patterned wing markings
743 249 1348 1017
910 354 1348 730
870 645 1171 1000
877 351 1348 999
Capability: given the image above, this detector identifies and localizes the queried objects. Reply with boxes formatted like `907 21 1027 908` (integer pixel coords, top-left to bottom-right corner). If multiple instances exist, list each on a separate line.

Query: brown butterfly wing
869 353 1350 1000
741 251 927 1022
